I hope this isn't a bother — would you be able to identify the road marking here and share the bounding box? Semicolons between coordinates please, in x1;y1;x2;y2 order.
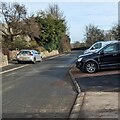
47;54;65;60
65;54;70;56
0;64;29;75
2;85;15;93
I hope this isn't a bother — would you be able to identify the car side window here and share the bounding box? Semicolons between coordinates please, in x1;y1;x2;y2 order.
117;43;120;51
19;51;31;54
32;50;38;54
103;44;117;53
35;51;38;54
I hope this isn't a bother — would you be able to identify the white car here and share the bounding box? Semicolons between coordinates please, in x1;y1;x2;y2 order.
84;40;118;54
16;49;42;64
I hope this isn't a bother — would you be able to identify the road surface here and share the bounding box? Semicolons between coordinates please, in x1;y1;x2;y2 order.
2;51;83;118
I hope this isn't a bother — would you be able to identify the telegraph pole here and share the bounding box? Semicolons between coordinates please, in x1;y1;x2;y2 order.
118;1;120;25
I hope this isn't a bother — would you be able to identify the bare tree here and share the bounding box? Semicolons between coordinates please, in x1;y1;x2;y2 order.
111;25;120;40
59;34;71;53
24;16;40;40
104;25;120;40
84;24;105;46
0;2;27;42
47;4;64;20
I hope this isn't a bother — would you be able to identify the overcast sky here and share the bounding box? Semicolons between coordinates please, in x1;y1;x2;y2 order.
2;0;118;43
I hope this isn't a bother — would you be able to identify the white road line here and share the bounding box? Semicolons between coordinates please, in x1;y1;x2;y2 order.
47;54;65;60
0;64;29;75
2;85;15;93
65;54;70;56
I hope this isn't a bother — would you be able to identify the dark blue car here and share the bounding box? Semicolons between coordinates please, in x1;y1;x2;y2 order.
76;41;120;73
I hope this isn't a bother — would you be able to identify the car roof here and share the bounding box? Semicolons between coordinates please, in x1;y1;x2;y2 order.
95;40;118;43
97;40;120;52
102;40;118;45
20;49;36;52
93;40;118;46
105;40;119;44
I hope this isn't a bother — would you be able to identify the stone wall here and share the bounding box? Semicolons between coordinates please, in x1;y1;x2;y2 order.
41;50;59;58
10;50;19;60
0;54;8;67
10;50;59;60
0;50;59;67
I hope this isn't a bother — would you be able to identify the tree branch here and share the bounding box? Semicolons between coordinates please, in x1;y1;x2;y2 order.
0;28;8;36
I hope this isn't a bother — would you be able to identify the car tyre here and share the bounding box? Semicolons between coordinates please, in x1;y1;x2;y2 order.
84;61;98;73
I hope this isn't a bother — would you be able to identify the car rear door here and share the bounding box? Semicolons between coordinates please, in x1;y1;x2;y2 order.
117;43;120;66
33;50;39;61
99;43;118;67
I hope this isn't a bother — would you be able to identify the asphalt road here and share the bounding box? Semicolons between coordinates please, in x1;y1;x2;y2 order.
76;69;120;92
2;51;83;118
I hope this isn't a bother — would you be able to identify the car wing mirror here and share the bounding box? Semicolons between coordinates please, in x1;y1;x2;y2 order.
99;50;104;55
91;46;95;50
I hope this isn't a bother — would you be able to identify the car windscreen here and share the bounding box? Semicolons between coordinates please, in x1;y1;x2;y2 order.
92;43;102;49
19;51;31;55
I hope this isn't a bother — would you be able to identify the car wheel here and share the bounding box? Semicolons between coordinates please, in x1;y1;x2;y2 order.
84;61;98;73
32;58;36;64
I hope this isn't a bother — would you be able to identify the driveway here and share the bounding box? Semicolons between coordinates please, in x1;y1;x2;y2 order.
74;68;120;92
